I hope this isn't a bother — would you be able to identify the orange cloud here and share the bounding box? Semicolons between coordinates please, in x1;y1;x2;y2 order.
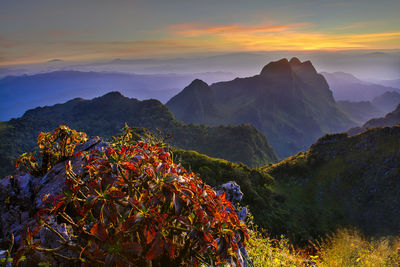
1;22;399;66
165;22;400;51
166;22;311;37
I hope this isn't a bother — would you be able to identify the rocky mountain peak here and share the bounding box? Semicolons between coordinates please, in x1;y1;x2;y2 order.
189;78;209;88
259;58;292;77
290;58;317;75
99;91;125;100
174;79;212;99
289;57;302;65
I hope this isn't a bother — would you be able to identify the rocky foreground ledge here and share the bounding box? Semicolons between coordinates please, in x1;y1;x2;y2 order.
0;137;252;266
0;137;106;248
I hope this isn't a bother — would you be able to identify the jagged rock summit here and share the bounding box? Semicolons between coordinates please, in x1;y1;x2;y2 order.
260;58;292;77
167;58;355;157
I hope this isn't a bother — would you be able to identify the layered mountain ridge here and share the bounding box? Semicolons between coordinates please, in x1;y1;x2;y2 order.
364;104;400;128
167;58;356;157
337;100;385;124
322;71;400;102
0;92;278;178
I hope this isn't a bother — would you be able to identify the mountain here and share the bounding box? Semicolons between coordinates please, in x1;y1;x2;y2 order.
341;91;400;132
347;104;400;135
263;125;400;239
0;92;277;178
165;79;220;124
337;100;384;124
363;104;400;129
322;72;400;101
371;91;400;114
167;58;356;158
376;78;400;89
0;70;238;121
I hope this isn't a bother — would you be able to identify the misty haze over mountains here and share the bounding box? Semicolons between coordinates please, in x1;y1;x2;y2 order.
1;51;400;122
1;50;400;79
322;71;400;101
0;71;238;121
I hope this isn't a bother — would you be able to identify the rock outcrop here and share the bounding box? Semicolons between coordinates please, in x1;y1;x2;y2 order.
0;137;107;264
214;181;253;267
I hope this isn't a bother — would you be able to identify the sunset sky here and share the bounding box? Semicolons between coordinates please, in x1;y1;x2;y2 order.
1;0;400;66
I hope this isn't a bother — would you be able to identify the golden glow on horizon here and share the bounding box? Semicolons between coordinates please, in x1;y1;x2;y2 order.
1;22;399;66
167;23;400;51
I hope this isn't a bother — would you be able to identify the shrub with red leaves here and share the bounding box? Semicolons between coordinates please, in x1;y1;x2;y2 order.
16;126;248;266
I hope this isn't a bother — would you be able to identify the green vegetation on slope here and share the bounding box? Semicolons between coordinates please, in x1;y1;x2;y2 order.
173;148;293;238
0;92;277;178
263;125;400;241
5;125;400;266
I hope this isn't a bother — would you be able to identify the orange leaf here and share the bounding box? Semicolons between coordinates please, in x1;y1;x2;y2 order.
145;227;155;244
122;242;142;256
145;233;164;260
90;223;108;242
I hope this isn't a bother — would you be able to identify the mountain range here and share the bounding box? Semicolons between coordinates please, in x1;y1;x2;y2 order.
377;78;400;89
167;58;356;158
0;70;237;121
364;104;400;128
0;92;277;178
2;56;400;245
335;88;400;124
4;50;399;81
322;71;400;102
337;100;385;124
347;103;400;135
371;91;400;114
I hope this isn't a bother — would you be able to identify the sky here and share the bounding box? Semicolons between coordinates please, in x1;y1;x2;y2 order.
1;0;400;66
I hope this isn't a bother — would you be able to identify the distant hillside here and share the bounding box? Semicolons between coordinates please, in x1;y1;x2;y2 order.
364;104;400;129
376;78;400;89
337;100;384;124
0;70;237;121
167;58;355;158
0;92;277;178
342;91;400;134
348;104;400;135
263;125;400;239
372;91;400;114
322;71;400;101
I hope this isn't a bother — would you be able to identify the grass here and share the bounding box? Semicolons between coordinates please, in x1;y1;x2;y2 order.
247;227;400;267
247;230;308;266
316;229;400;267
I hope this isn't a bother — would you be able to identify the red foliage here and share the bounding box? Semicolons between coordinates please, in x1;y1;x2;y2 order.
19;127;248;266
